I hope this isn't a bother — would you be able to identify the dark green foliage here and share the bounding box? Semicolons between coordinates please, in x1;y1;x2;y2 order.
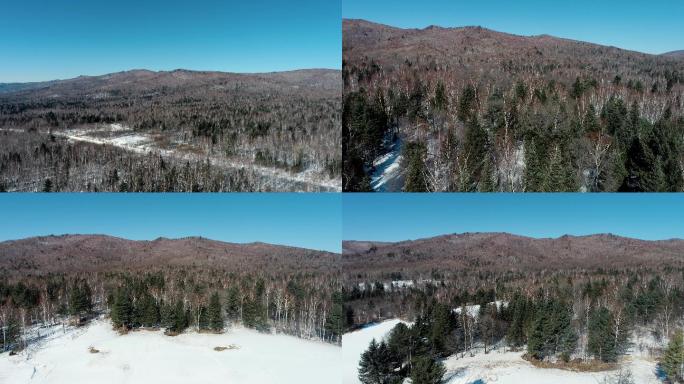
433;81;447;111
527;298;577;361
661;330;684;382
343;90;389;191
410;356;445;384
358;339;403;384
403;141;429;192
207;292;224;332
587;307;626;362
324;291;344;342
111;288;133;329
457;85;477;122
68;281;92;317
464;118;488;190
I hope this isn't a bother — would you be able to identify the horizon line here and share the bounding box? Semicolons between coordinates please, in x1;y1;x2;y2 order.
343;17;682;56
0;66;343;84
0;233;341;254
344;231;684;243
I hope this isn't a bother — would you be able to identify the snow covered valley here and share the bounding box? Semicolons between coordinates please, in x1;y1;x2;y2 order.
342;319;663;384
0;319;341;384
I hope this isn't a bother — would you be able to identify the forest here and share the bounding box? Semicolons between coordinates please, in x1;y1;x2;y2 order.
347;268;684;383
343;19;684;192
0;69;341;192
343;234;684;383
0;267;343;353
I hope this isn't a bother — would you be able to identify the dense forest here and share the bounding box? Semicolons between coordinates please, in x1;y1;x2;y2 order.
343;19;684;192
348;268;684;383
0;269;343;353
0;236;343;353
0;69;341;191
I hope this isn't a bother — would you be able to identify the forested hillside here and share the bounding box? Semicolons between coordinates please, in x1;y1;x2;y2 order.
0;69;341;191
343;19;684;192
0;235;344;354
343;233;684;383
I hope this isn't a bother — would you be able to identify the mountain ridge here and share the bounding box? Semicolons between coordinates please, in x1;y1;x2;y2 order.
0;234;340;277
342;232;684;276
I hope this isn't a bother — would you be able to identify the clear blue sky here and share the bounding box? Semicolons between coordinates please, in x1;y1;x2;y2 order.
343;0;684;55
0;0;341;82
0;194;341;253
343;194;684;242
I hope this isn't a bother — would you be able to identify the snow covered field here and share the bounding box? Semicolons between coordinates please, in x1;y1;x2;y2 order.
0;319;340;384
342;318;662;384
443;350;660;384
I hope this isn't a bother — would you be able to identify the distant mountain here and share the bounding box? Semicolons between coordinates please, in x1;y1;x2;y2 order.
343;233;684;276
663;50;684;59
0;68;340;97
0;234;339;276
343;18;682;80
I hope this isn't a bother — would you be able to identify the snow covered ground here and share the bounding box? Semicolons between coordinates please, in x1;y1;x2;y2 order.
370;139;404;192
0;319;340;384
342;319;408;384
443;349;661;384
342;318;663;384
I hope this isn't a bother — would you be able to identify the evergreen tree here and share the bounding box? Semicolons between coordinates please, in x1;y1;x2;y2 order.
588;307;618;362
324;291;344;342
403;141;429;192
457;85;477;122
358;339;402;384
662;330;684;383
111;288;133;329
69;281;92;317
207;292;224;332
433;81;447;111
464;117;488;189
225;286;241;322
410;356;445;384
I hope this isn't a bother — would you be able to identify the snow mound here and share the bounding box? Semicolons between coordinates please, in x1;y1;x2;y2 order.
0;319;340;384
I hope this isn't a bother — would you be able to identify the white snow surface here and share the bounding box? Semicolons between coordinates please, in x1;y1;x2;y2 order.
371;140;403;192
0;319;340;384
342;319;408;384
443;349;661;384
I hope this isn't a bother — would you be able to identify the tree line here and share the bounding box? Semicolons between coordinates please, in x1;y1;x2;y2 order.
0;268;343;353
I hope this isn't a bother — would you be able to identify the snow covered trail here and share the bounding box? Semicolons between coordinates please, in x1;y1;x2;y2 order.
1;126;340;191
370;138;403;192
55;126;341;192
0;319;341;384
342;319;408;384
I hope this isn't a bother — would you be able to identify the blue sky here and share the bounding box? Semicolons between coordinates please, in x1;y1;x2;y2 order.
0;194;341;253
0;0;341;82
343;194;684;242
343;0;684;55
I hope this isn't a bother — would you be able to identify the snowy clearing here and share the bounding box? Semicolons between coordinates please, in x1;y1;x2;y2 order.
342;319;409;384
443;349;661;384
342;318;663;384
0;319;340;384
